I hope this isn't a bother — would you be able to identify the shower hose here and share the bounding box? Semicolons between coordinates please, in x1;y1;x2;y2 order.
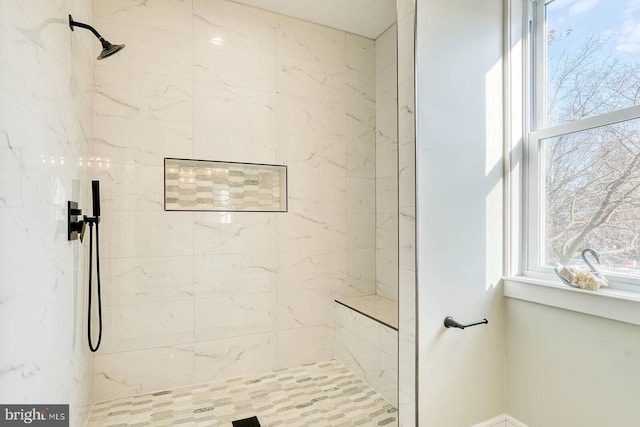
87;221;103;352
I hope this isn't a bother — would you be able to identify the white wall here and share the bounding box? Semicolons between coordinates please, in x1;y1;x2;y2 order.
506;300;640;427
415;0;505;425
0;0;95;425
92;0;380;401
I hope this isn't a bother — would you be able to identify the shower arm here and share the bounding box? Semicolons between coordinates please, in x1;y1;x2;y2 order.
68;15;108;47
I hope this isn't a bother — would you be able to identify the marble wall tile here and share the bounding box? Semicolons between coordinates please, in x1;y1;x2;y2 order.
193;124;277;164
94;163;164;212
287;174;346;214
94;116;193;166
276;325;335;368
276;212;346;252
101;211;194;259
276;94;345;139
95;18;192;79
277;133;345;177
193;212;277;255
345;249;377;296
276;55;345;103
194;253;277;297
276;15;345;65
101;256;194;306
335;303;398;405
94;344;195;402
193;0;277;52
399;79;416;146
95;69;192;123
347;213;376;249
101;300;194;353
194;293;277;341
193;37;276;91
398;12;416;84
346;177;376;213
95;0;193;35
193;82;276;131
194;333;277;382
277;250;346;292
278;289;335;329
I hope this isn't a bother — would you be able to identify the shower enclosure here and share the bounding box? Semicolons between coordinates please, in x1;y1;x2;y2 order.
0;0;416;425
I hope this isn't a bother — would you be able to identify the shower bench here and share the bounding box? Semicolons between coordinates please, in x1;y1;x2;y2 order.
334;295;398;406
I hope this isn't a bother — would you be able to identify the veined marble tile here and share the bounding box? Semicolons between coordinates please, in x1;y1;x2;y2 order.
335;302;379;346
193;252;277;297
94;115;192;166
194;293;277;341
346;132;376;179
276;14;345;66
101;256;194;306
277;289;335;329
193;0;277;53
277;133;345;177
194;332;277;382
193;82;276;132
94;163;164;212
100;211;194;259
377;175;399;213
94;344;195;402
399;208;416;271
276;325;334;367
380;351;399;406
347;213;376;249
375;23;398;72
95;68;192;123
193;123;277;164
376;64;399;108
399;143;416;208
399;392;416;427
276;54;344;103
276;211;346;252
276;250;346;292
193;212;277;255
101;300;194;353
346;33;376;76
95;0;192;34
336;325;380;390
345;248;377;296
94;19;192;79
276;94;345;139
346;177;376;213
194;37;276;91
287;174;346;215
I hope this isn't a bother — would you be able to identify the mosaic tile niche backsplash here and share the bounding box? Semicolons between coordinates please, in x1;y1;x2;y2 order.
165;158;287;212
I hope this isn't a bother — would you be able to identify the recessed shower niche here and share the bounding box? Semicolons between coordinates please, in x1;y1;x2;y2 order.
164;158;287;212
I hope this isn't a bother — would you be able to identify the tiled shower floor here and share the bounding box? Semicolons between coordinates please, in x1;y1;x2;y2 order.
87;359;398;427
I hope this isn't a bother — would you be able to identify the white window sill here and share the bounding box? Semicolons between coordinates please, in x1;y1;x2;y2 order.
503;276;640;326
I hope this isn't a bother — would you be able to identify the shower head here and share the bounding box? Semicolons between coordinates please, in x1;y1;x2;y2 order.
98;41;125;60
69;15;125;60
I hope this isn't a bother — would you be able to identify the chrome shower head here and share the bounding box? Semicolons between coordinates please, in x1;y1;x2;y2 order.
69;15;125;60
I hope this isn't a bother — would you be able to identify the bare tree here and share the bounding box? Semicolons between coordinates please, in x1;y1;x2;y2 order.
545;34;640;267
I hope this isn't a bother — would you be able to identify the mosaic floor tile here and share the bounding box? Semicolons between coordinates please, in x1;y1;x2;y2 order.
87;359;398;427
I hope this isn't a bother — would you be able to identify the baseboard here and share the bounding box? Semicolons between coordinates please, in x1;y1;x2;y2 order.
472;414;529;427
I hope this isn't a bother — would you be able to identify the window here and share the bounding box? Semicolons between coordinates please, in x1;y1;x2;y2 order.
526;0;640;286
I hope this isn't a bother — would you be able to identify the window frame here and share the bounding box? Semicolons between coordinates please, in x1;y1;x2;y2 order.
522;0;640;289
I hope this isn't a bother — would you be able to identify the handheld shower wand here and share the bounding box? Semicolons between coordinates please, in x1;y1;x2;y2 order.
86;180;103;352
